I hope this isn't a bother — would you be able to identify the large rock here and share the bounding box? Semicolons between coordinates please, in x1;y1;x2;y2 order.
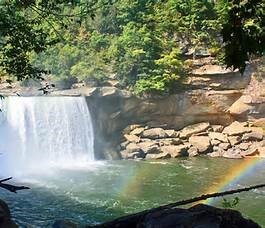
223;121;251;136
94;204;260;228
145;152;171;160
228;136;242;146
223;148;243;159
160;145;189;158
189;136;212;153
0;199;18;228
130;127;145;136
209;132;228;143
179;122;210;138
242;132;263;141
137;142;160;154
124;134;140;143
142;128;167;139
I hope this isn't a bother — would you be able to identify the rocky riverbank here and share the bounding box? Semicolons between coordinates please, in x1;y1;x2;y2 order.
119;121;265;160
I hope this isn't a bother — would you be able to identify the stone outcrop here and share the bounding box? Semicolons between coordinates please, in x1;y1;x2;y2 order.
120;121;265;160
88;204;260;228
0;199;18;228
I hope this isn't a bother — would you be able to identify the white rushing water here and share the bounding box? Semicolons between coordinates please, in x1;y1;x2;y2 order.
0;96;94;176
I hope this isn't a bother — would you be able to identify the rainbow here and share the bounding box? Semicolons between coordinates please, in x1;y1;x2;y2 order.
204;157;264;205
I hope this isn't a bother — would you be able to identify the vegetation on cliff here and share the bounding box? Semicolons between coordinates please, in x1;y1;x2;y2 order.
0;0;264;94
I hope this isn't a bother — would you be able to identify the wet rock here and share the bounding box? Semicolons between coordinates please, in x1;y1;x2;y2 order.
124;134;140;143
145;152;171;160
223;121;251;136
142;128;167;139
179;122;210;139
209;132;228;143
208;151;222;158
120;149;145;159
189;136;212;153
223;148;242;159
0;199;18;228
161;145;189;158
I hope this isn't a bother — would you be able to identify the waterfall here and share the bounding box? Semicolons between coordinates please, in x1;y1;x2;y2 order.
0;96;94;176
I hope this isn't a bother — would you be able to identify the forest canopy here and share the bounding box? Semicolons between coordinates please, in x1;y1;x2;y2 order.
0;0;264;94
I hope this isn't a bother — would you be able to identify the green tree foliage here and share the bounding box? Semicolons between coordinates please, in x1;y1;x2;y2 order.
221;0;264;73
0;0;263;95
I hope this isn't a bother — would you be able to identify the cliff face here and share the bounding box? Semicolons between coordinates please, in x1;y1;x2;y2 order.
0;61;264;159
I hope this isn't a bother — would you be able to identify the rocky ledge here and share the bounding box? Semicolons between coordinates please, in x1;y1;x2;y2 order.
119;121;265;160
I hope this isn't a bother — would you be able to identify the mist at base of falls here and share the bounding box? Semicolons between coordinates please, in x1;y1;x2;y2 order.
0;96;94;177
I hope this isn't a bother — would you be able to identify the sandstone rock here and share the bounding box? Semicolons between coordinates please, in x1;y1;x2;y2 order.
124;134;140;143
223;121;251;136
223;148;242;159
145;152;171;160
211;124;224;132
123;124;142;135
219;142;231;150
237;142;251;151
189;136;212;153
100;86;118;97
228;136;241;146
252;118;265;127
161;145;189;158
120;141;129;150
241;141;265;157
142;128;167;139
179;122;210;139
242;132;263;141
188;146;199;157
250;127;264;135
156;138;182;146
211;139;221;146
228;95;254;116
209;132;228;143
165;129;178;137
126;143;140;152
137;142;160;154
130;127;145;136
208;151;222;157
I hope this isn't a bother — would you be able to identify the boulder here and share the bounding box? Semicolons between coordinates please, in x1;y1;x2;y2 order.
219;142;231;150
0;199;18;228
145;152;171;160
223;148;242;159
165;129;178;137
242;132;263;142
211;125;224;132
124;134;140;143
228;136;242;146
97;204;260;228
123;124;142;135
120;149;145;159
208;151;222;158
142;128;167;139
161;145;189;158
209;132;228;143
179;122;210;139
120;141;129;150
189;136;212;153
237;142;251;151
137;142;160;154
223;121;251;136
211;139;221;146
187;146;199;157
130;127;145;136
156;138;182;146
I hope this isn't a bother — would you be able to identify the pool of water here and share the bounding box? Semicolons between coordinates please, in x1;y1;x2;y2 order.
1;157;265;227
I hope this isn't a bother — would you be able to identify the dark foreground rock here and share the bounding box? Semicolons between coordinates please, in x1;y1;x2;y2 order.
0;199;18;228
54;204;260;228
93;204;260;228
